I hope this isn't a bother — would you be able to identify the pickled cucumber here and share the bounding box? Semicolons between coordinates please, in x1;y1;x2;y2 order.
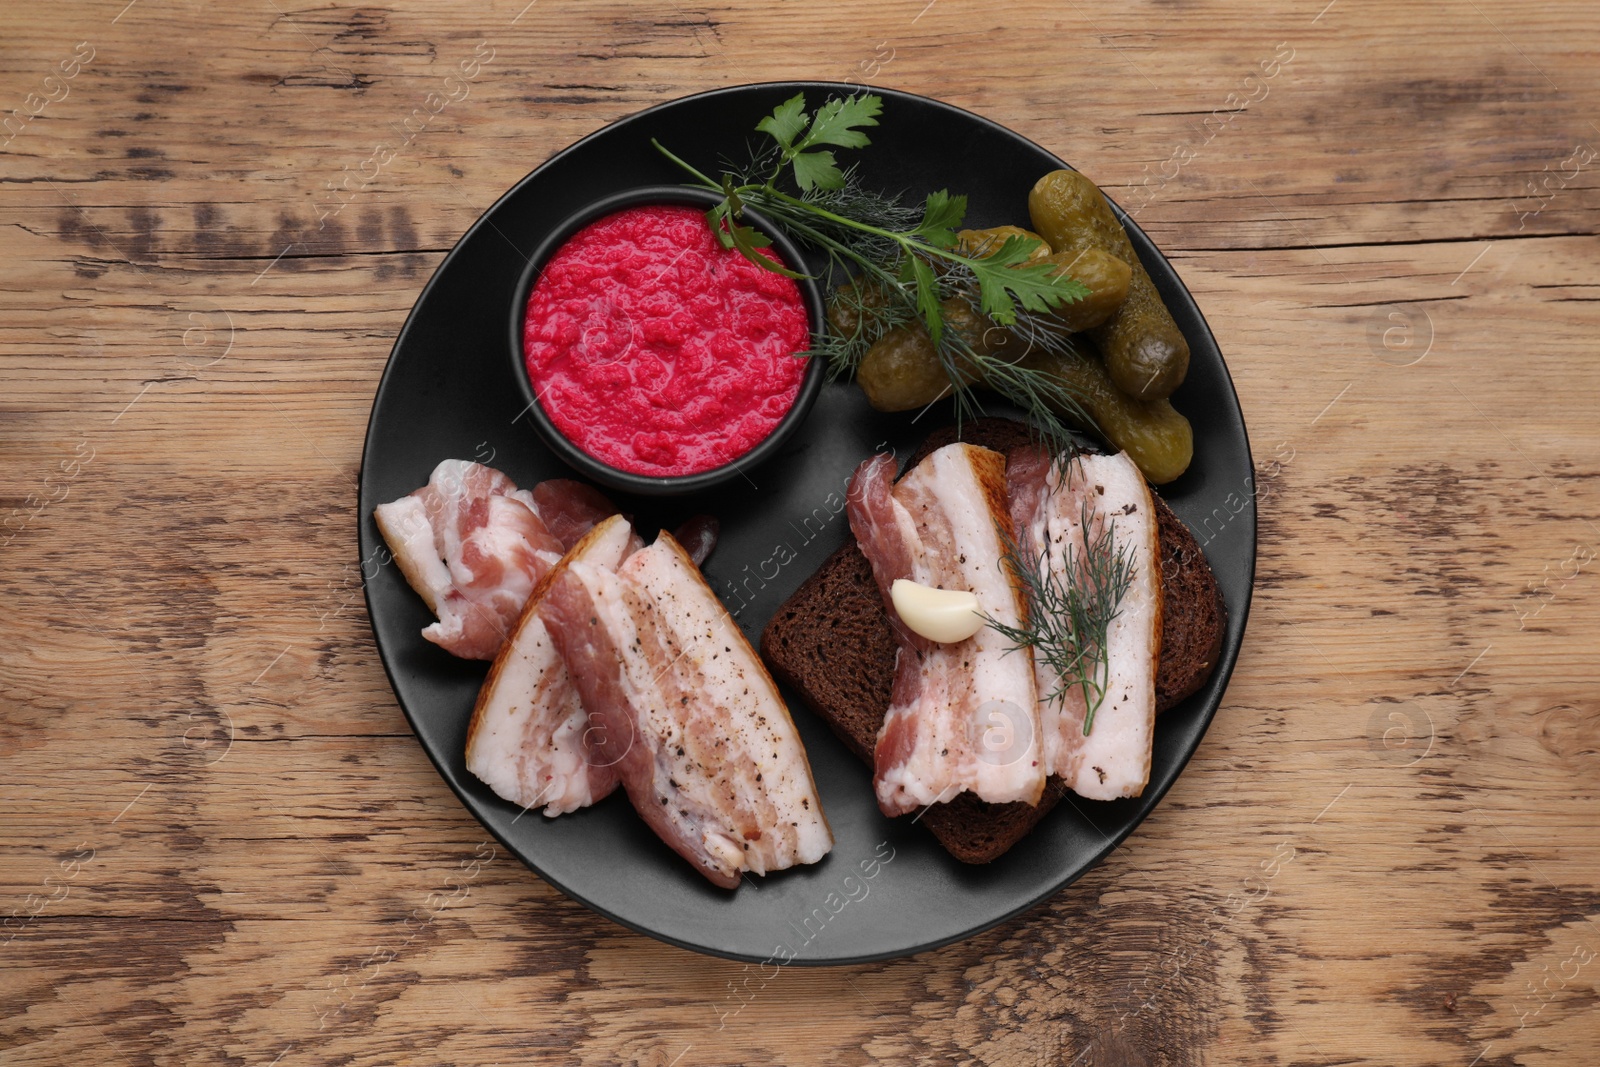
826;280;885;339
1028;170;1189;401
1040;248;1131;332
956;226;1129;331
844;291;1193;481
856;297;991;412
1015;347;1193;484
955;226;1052;263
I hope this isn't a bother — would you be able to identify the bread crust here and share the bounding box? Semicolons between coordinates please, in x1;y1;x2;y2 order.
465;514;628;753
760;418;1227;863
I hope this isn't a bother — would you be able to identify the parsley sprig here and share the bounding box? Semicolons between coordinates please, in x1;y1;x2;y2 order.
652;91;1090;350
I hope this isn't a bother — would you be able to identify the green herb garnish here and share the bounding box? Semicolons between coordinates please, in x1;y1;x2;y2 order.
985;495;1136;736
653;91;1097;452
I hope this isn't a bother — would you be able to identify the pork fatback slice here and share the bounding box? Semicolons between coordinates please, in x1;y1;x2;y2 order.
1009;448;1162;800
374;460;564;659
531;478;621;550
846;443;1044;816
465;514;639;816
374;461;621;660
539;533;832;888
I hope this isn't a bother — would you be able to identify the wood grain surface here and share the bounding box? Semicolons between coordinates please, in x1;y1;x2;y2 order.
3;1;1598;1064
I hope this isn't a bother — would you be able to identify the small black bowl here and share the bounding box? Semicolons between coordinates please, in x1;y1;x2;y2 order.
507;184;827;497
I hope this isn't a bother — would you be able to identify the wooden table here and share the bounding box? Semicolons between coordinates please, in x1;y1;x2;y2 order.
4;2;1597;1063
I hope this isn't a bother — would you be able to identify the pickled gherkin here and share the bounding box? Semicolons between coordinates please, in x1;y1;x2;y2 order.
1014;347;1193;484
856;297;991;412
955;226;1052;264
957;227;1129;331
835;287;1194;482
826;280;887;339
1039;248;1130;332
1028;170;1189;401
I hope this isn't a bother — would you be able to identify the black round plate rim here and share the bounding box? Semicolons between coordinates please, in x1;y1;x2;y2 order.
505;182;827;496
359;80;1255;965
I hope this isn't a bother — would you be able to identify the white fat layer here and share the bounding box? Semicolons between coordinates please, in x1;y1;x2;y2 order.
624;540;832;868
878;444;1043;809
473;495;540;579
465;516;633;816
374;495;451;612
465;617;590;814
430;460;476;585
1041;453;1160;799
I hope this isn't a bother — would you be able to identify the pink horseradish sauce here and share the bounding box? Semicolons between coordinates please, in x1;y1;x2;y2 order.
522;203;811;477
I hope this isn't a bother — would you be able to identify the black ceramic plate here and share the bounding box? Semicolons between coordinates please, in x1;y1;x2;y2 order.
359;82;1255;965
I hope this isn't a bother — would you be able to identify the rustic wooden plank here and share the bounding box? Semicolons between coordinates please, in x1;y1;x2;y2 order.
3;0;1598;1064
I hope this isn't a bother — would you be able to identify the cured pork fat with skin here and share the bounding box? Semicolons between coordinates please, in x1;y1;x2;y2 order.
1007;448;1162;800
373;461;619;660
465;514;641;816
539;531;832;888
530;479;620;551
846;443;1045;816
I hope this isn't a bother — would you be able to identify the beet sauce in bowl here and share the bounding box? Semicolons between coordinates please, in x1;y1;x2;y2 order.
509;186;825;497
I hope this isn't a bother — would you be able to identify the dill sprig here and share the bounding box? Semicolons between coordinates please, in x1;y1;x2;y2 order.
986;491;1137;736
808;266;1098;459
651;91;1100;454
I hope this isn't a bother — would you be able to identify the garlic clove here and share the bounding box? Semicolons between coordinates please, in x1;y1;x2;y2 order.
890;578;985;644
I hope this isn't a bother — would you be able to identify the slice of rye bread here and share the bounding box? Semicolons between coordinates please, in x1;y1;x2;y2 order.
760;417;1227;864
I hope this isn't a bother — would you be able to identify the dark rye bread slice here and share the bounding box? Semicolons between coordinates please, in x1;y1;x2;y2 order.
760;418;1226;863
